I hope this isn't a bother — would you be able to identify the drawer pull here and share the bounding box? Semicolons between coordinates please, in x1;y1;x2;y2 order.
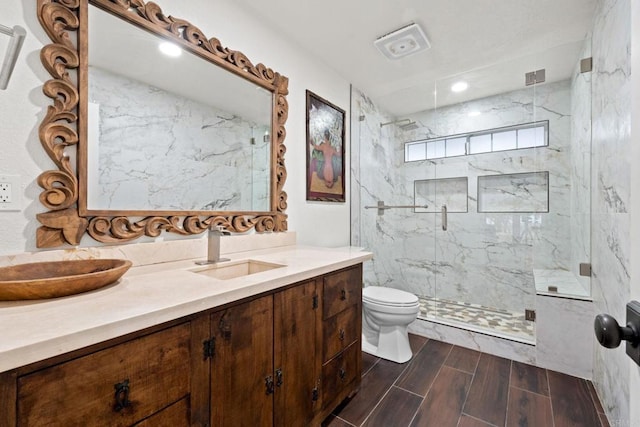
339;329;345;341
339;368;346;381
276;368;283;387
265;376;274;395
340;289;347;300
113;379;131;412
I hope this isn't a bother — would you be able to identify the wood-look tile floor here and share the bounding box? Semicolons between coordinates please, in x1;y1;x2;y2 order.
323;334;609;427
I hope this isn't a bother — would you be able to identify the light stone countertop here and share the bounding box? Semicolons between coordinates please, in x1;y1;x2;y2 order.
0;245;372;372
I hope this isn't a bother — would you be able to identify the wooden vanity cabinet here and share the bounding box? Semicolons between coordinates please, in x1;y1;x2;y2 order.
5;322;200;427
209;278;321;426
0;264;363;427
317;265;363;421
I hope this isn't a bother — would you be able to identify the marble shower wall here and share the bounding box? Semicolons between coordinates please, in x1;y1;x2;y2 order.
352;80;575;315
589;0;631;423
87;66;270;212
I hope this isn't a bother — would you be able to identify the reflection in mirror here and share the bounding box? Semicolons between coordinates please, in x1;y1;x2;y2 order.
86;6;272;212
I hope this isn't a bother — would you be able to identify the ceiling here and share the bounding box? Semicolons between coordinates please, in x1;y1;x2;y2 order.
234;0;597;117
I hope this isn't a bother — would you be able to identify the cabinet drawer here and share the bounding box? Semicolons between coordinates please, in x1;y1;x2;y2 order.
323;306;358;362
133;397;190;427
17;323;191;426
321;341;359;404
323;266;362;319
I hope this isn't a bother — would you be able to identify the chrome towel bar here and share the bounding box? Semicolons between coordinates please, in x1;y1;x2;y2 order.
364;201;428;216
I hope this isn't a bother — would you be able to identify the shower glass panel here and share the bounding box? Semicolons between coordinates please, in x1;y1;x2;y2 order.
350;86;437;306
350;37;591;343
532;38;593;302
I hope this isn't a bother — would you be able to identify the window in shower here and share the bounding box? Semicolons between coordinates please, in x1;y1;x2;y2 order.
404;120;548;162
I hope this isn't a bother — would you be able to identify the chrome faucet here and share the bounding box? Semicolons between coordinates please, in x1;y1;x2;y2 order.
195;225;231;265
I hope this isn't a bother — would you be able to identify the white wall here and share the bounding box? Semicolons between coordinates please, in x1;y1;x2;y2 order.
0;0;352;256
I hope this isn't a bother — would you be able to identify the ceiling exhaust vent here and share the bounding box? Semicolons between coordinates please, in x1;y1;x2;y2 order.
374;23;430;60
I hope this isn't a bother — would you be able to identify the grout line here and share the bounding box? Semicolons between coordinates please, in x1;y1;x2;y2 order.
360;352;420;427
406;344;453;426
458;359;478;422
546;369;556;427
509;383;551;398
393;384;426;398
358;384;393;427
459;412;500;426
584;379;605;417
446;364;479;376
332;415;356;426
361;356;380;377
454;354;477;427
505;360;513;427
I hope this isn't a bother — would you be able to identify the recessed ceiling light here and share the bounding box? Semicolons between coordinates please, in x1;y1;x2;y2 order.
451;81;468;93
468;111;481;117
159;42;182;57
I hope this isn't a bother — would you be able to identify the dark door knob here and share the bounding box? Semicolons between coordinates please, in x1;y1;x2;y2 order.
594;313;640;348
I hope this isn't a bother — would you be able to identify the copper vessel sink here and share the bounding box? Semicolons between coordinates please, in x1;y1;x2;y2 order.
0;259;132;300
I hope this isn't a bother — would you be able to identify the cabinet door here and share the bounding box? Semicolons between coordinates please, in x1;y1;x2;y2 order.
274;279;321;426
17;323;191;427
210;296;274;427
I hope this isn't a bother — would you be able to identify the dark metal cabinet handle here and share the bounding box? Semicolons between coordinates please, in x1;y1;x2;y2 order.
265;376;274;395
339;329;345;341
275;368;283;387
339;368;346;381
340;289;347;300
113;379;131;412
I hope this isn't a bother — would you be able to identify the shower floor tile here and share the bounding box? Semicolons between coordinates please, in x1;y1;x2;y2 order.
418;296;535;341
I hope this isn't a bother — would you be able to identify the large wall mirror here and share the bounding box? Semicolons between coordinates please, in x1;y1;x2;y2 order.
36;0;289;247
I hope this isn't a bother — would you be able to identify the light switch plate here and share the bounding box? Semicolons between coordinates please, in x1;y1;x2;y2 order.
626;301;640;366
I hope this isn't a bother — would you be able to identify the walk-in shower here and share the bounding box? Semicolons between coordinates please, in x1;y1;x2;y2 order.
350;41;592;342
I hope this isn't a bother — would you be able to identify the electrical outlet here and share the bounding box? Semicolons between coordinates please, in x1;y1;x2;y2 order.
0;183;10;203
0;175;20;211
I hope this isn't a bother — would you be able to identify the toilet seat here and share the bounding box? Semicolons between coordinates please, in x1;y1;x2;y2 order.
363;286;419;307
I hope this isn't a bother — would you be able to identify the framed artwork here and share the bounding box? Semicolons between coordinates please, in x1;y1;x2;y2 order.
306;90;346;202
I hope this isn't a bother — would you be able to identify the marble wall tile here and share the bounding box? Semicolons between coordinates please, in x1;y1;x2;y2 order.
589;0;632;423
88;66;270;212
536;295;594;379
408;318;536;365
414;177;468;213
477;172;549;213
351;80;574;314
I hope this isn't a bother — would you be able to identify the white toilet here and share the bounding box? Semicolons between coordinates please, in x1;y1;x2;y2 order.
362;286;420;363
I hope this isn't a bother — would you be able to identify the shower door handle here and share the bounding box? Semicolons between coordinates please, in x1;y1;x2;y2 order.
441;205;448;231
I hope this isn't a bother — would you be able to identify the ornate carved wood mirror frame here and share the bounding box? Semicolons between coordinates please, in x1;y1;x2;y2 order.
36;0;288;248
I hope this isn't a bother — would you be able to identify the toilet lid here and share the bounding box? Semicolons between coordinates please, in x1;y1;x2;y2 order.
363;286;419;307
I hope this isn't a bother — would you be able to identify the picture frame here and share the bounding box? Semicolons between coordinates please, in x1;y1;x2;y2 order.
306;90;346;202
